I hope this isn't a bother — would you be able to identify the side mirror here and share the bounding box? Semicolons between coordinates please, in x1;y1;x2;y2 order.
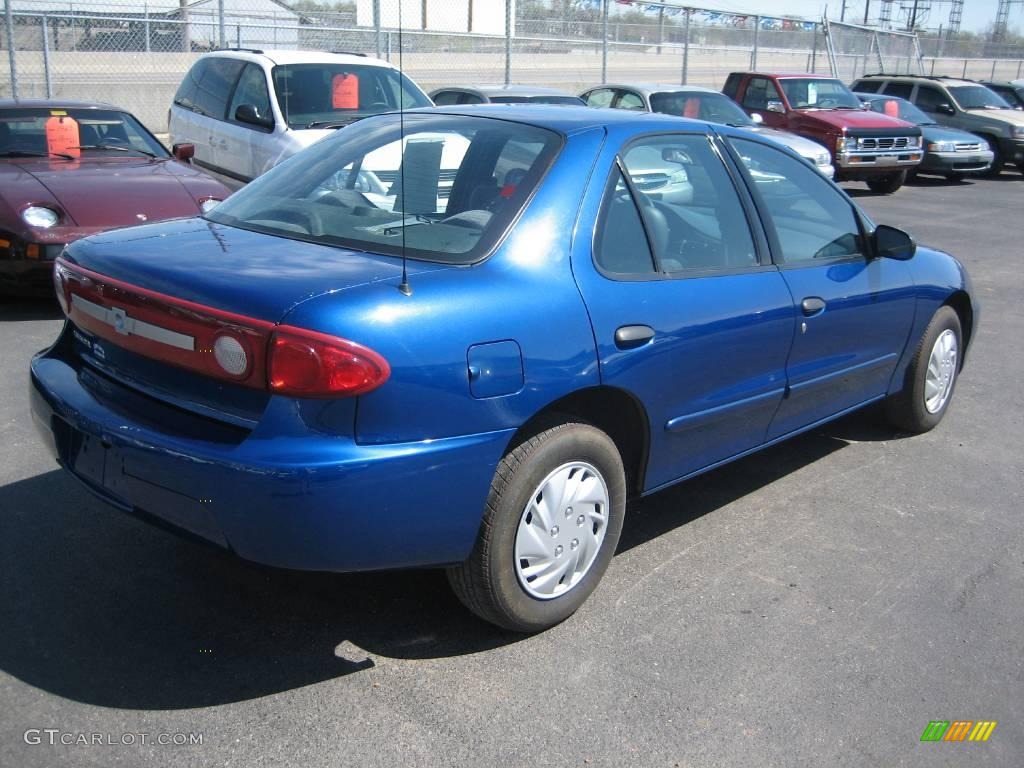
766;99;785;114
235;104;274;129
936;103;956;115
171;143;194;162
873;224;916;260
750;112;764;124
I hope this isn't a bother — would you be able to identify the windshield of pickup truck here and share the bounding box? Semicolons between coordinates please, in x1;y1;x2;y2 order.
948;85;1011;110
780;79;862;110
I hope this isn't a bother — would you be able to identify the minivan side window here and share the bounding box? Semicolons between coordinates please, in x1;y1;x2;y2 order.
730;137;863;265
173;59;208;111
229;63;273;128
192;58;246;120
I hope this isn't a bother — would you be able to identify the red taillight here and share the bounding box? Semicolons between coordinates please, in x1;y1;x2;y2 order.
53;261;70;315
269;326;390;398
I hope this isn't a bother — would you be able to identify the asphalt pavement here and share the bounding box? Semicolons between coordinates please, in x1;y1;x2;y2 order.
1;170;1022;768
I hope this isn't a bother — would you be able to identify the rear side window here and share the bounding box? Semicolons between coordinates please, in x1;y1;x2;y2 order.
205;114;561;265
191;57;245;119
852;80;880;93
883;82;913;99
594;169;657;276
174;58;208;111
615;91;645;111
731;137;863;265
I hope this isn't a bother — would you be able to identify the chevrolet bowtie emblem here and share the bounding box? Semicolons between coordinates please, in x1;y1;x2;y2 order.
111;307;128;335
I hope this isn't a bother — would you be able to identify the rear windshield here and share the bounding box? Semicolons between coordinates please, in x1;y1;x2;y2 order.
0;107;169;159
948;85;1011;110
205;113;562;264
272;63;432;129
489;95;585;105
649;91;753;125
865;98;931;125
779;78;862;109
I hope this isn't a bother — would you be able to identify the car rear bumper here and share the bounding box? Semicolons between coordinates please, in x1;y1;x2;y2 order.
30;344;511;572
918;150;994;174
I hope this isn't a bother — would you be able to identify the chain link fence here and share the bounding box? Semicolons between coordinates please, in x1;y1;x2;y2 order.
3;0;1024;133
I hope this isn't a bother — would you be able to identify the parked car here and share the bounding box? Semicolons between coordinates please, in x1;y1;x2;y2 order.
850;74;1024;175
429;85;585;106
168;49;433;185
0;99;229;294
579;83;834;177
723;72;923;193
980;79;1024;110
33;106;975;632
855;92;993;180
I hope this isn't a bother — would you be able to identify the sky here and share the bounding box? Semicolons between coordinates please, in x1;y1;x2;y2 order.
695;0;1011;35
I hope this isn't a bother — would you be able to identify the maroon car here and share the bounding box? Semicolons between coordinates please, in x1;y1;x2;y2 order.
0;99;230;294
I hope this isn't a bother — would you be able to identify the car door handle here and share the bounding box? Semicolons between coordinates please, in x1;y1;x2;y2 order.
614;325;655;349
801;297;826;317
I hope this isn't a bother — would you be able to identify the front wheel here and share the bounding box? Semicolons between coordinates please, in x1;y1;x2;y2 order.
866;170;907;194
447;421;626;632
983;137;1003;177
885;306;962;433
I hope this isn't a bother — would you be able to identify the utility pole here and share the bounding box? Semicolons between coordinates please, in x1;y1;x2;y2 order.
906;0;920;31
864;0;870;25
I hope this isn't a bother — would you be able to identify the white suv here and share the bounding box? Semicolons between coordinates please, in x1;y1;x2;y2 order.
168;49;433;186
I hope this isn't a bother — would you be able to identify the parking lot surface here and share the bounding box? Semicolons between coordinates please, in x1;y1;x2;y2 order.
1;172;1022;767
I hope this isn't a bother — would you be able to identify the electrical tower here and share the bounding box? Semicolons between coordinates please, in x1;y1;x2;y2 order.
879;0;895;28
946;0;963;36
991;0;1024;41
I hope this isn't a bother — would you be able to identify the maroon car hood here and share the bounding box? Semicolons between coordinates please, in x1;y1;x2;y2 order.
15;158;203;227
797;109;915;131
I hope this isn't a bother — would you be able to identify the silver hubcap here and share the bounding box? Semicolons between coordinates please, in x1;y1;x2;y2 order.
514;461;609;600
925;329;958;414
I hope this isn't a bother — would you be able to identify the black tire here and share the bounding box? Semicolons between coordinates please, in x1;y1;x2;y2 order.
866;170;907;194
983;136;1003;177
944;172;965;183
885;306;963;433
447;421;626;633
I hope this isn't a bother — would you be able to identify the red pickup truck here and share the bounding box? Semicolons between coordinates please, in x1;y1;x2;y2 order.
723;72;923;193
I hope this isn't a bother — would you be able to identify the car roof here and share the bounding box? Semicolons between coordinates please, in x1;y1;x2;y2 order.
201;48;394;68
432;85;577;98
0;98;123;111
406;103;717;135
733;72;829;79
858;73;978;87
587;83;721;96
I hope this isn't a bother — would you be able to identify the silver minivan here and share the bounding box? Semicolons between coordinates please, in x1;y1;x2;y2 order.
168;49;433;186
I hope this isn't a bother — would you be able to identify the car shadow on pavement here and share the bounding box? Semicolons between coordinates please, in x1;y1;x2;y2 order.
0;413;903;710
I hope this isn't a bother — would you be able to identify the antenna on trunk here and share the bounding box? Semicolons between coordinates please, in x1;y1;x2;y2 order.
396;0;412;297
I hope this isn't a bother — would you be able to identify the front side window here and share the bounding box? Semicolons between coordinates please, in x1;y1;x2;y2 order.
271;64;431;129
615;91;646;111
619;134;757;272
948;85;1011;110
0;108;169;159
205;114;561;265
730;137;863;265
229;63;273;128
778;78;861;109
431;91;461;106
913;85;947;112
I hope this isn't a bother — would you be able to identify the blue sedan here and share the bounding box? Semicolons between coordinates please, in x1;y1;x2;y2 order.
30;106;976;632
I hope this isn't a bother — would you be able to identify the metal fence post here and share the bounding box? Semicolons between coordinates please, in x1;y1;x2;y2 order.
145;6;151;53
656;6;664;55
218;0;226;49
990;59;997;79
42;14;53;98
751;15;759;70
809;23;818;72
681;8;690;84
236;24;240;47
504;0;511;85
601;0;608;84
373;0;381;59
4;0;17;100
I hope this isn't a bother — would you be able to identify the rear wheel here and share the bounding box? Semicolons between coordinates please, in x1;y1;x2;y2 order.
885;306;962;433
866;170;906;194
447;421;626;632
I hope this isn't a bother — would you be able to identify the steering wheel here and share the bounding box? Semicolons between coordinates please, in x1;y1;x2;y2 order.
816;98;839;108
